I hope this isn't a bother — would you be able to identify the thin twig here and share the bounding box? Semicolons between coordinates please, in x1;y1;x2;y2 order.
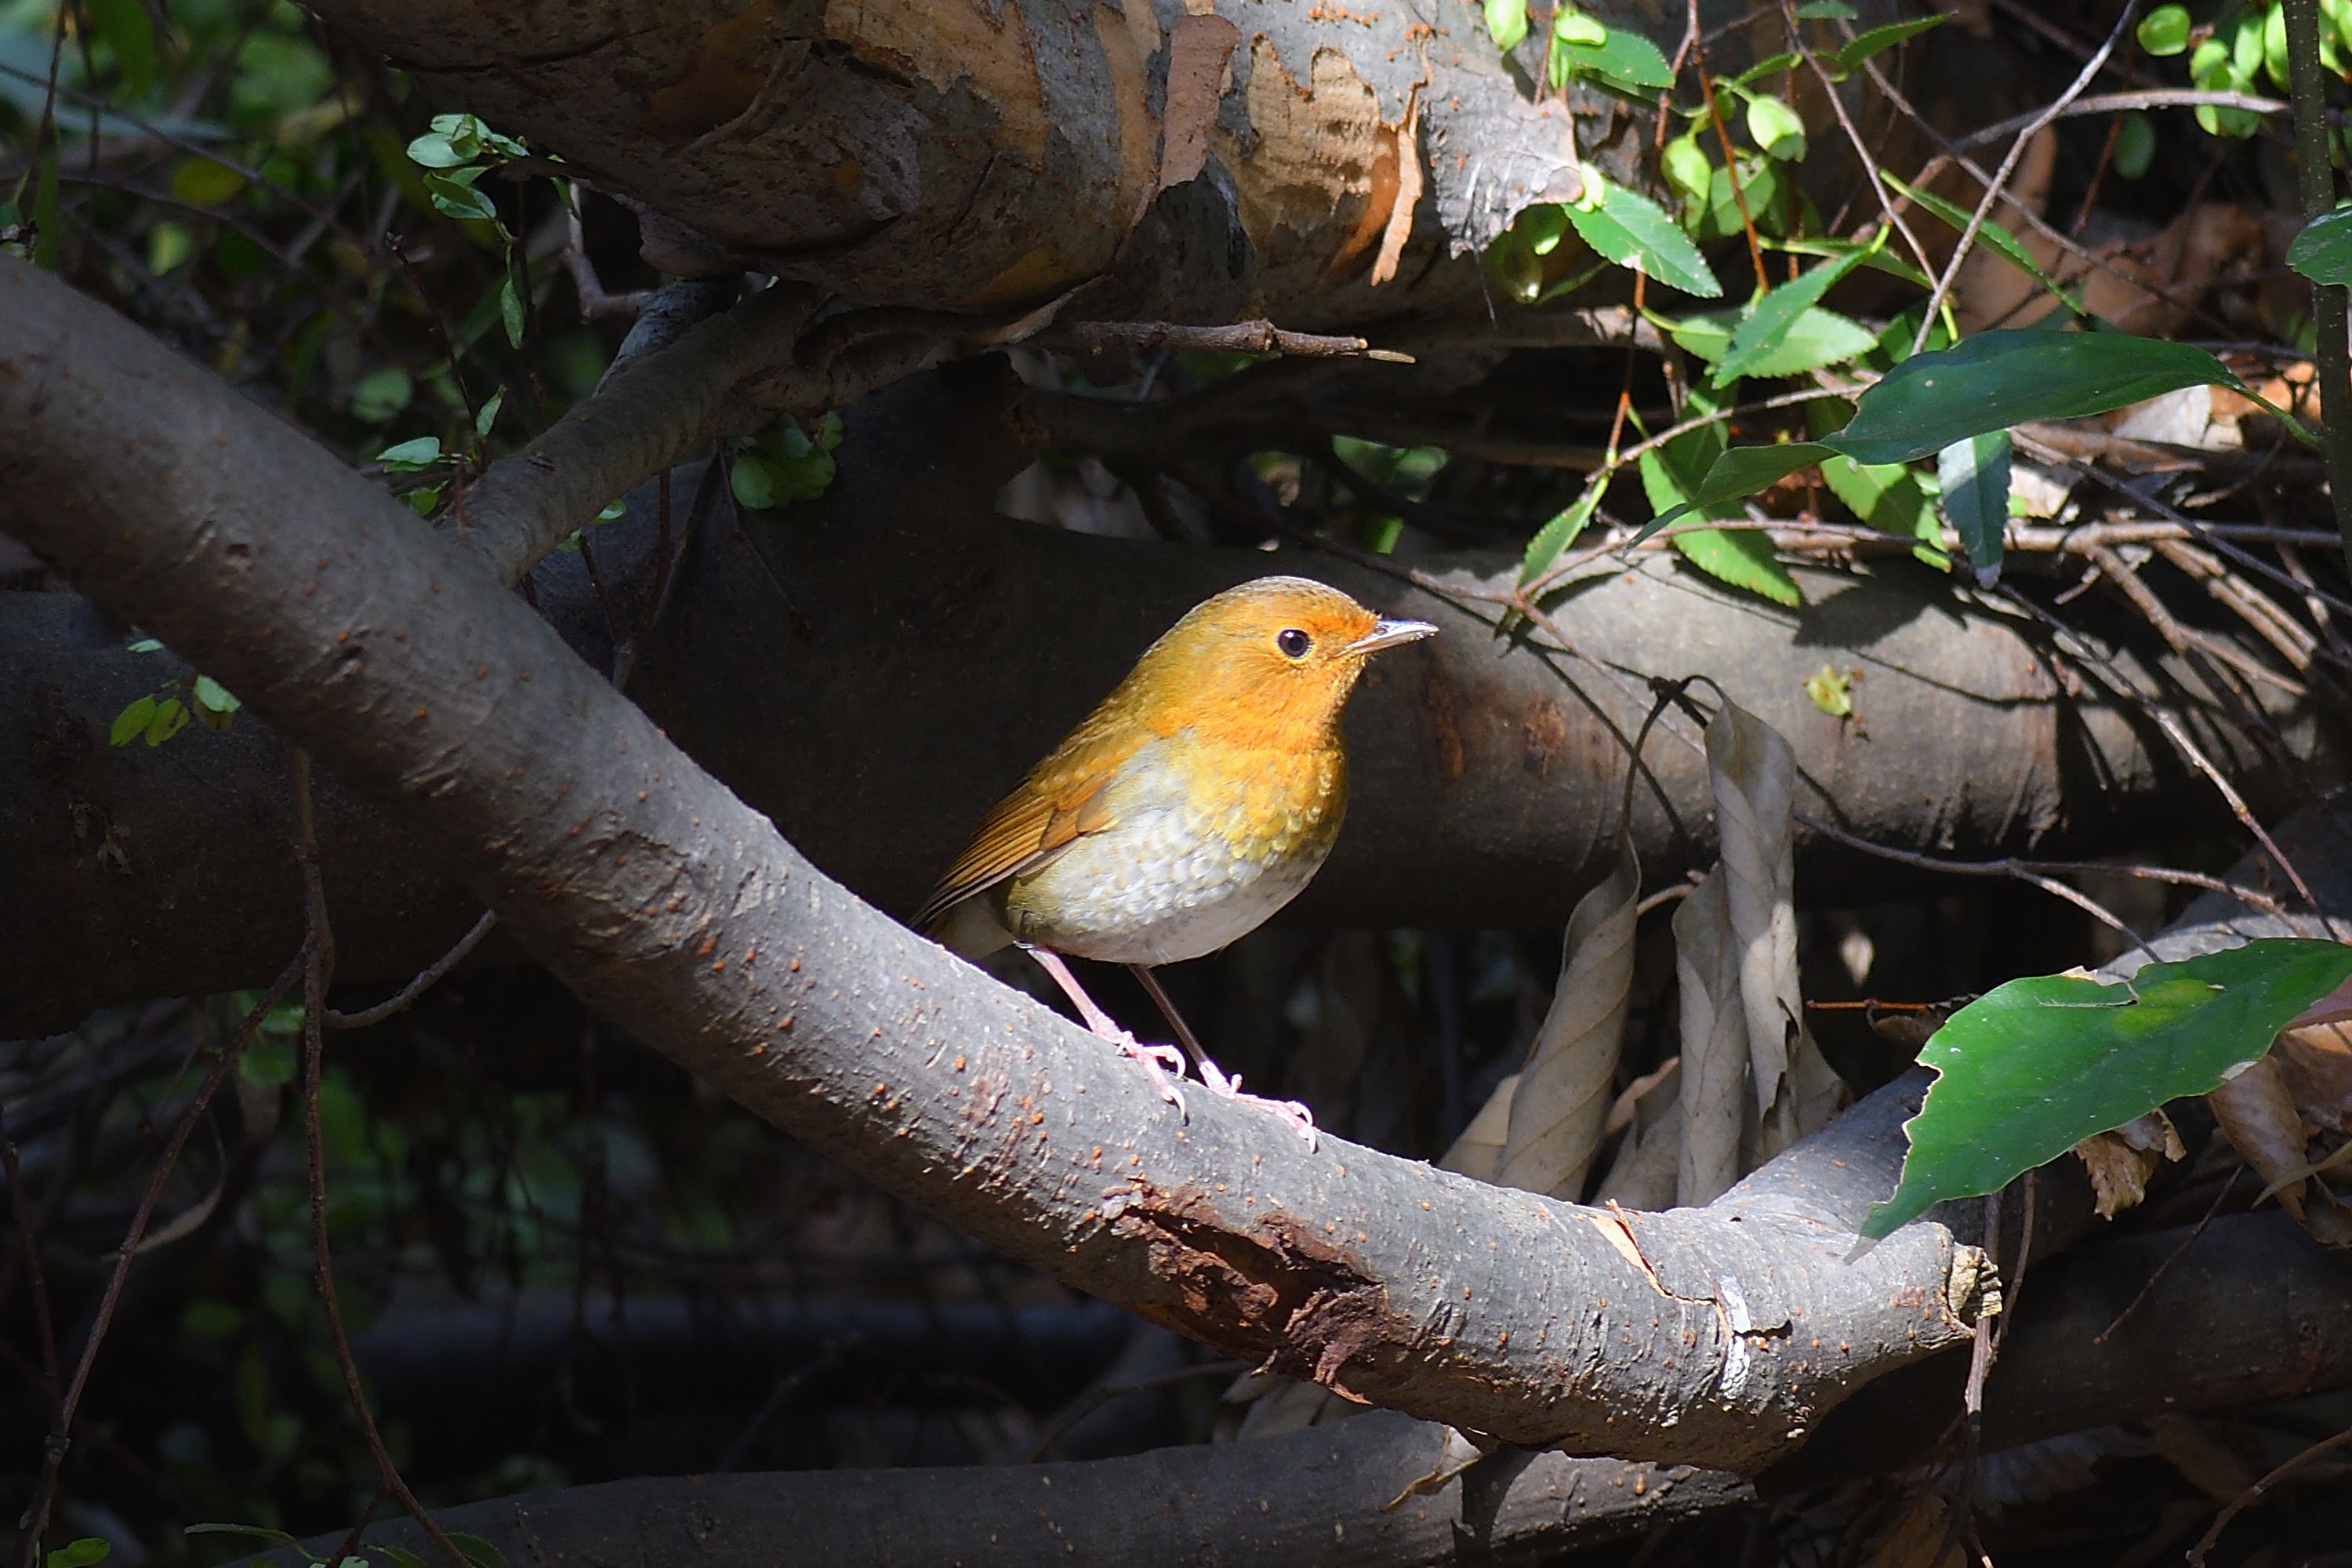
2187;1419;2352;1564
290;752;472;1568
2096;1170;2238;1345
1949;88;2287;152
1042;319;1414;363
1912;1;2140;352
1797;812;2152;953
323;910;499;1030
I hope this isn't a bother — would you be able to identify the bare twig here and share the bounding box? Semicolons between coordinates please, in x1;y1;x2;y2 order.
322;909;499;1031
2094;1169;2238;1345
1912;1;2139;352
1797;812;2153;952
290;751;472;1568
1041;319;1414;363
1950;88;2286;152
2187;1420;2352;1565
562;191;651;323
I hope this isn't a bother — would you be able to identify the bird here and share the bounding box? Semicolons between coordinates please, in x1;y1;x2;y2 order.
912;575;1437;1145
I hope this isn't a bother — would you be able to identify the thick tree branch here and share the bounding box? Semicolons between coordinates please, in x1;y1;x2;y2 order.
1;251;2013;1469
5;342;2337;1031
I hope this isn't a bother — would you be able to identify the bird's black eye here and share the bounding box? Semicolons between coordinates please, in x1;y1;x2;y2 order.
1276;628;1312;659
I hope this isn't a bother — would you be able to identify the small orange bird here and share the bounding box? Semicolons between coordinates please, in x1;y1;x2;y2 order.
913;575;1437;1142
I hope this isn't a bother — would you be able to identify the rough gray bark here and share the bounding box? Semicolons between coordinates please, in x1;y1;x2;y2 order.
2;249;2003;1468
299;0;1719;328
5;306;2336;1035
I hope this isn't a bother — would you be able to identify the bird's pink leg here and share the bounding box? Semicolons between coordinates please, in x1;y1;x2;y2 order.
1022;945;1187;1116
1128;964;1316;1150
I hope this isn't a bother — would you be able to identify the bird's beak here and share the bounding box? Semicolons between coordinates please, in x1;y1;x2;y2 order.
1347;617;1439;655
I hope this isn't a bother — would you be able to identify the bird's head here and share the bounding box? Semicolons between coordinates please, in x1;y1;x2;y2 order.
1118;575;1438;748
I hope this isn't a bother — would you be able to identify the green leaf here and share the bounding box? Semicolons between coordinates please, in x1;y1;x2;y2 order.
1714;248;1871;385
1519;473;1610;585
404;483;445;517
350;365;414;423
1836;13;1947;67
191;674;241;723
45;1538;109;1568
1484;0;1530;50
170;158;246;207
1805;662;1854;717
110;696;157;747
405;131;465;169
474;389;506;437
1639;441;1836;538
1820;455;1945;565
1833;329;2244;466
499;273;525;347
731;456;779;511
1567;176;1722;297
1555;27;1675;90
424;173;498;223
445;1533;512;1568
1864;938;2352;1238
2288;209;2352;288
2263;0;2291;90
86;0;154;99
1744;93;1807;162
126;637;165;654
143;697;189;747
1795;0;1856;14
372;1548;430;1568
1670;524;1802;606
1880;172;2070;306
1672;305;1875;379
185;1524;317;1562
1936;430;2011;586
375;436;445;472
1662;132;1711;209
2113;113;2156;180
1519;203;1572;257
2136;2;2191;55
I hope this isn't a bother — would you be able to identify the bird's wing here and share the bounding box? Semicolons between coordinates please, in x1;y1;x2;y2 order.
910;734;1139;933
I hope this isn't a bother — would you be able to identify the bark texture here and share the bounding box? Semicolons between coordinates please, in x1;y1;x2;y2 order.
4;299;2335;1033
296;0;1737;325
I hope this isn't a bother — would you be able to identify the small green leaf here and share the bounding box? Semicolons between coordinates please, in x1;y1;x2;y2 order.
1820;455;1944;565
2288;209;2352;288
1744;93;1807;162
731;456;779;511
1670;524;1802;606
1833;329;2244;466
191;674;241;721
1662;132;1711;210
126;637;165;654
1936;430;2011;587
45;1538;109;1568
143;697;189;747
1864;938;2352;1237
405;131;465;169
1836;13;1946;67
372;1548;430;1568
1520;203;1572;257
1672;305;1875;379
499;274;525;347
86;0;154;98
597;499;629;522
1566;176;1722;298
1555;27;1675;90
1805;662;1855;717
2113;113;2156;180
375;436;445;472
1715;247;1871;385
1519;473;1610;585
1484;0;1530;50
424;173;498;223
110;696;158;747
2263;0;2291;89
170;159;247;208
185;1524;316;1560
1795;0;1856;16
350;365;414;423
1881;172;2071;307
474;389;506;437
1640;442;1836;539
404;483;445;517
445;1533;512;1568
2136;2;2191;55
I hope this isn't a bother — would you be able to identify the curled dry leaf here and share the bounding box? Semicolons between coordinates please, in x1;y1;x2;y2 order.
1495;835;1640;1200
1597;1056;1682;1210
2276;1019;2352;1134
2074;1108;2185;1219
1860;1487;1965;1568
1675;871;1748;1207
1438;1071;1518;1182
1704;699;1843;1160
2205;1052;2352;1244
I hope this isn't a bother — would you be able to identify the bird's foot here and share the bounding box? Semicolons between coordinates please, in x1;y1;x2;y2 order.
1112;1033;1189;1119
1193;1058;1317;1151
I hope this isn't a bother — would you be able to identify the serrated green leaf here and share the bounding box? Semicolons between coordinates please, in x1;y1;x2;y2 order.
1864;938;2352;1237
1833;328;2243;466
2288;209;2352;288
1556;27;1675;89
1639;442;1835;539
1568;176;1722;297
1670;524;1802;605
110;696;157;747
1936;430;2011;586
1519;473;1610;585
1672;305;1875;379
2136;2;2191;55
1820;455;1944;565
1714;249;1871;385
1484;0;1530;50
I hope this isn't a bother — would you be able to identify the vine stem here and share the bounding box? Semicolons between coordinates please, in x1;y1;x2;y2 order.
2282;0;2352;576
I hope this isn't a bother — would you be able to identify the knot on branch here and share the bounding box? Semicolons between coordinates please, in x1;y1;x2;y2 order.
1108;1185;1392;1394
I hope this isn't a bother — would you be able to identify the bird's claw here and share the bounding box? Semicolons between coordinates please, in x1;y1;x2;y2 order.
1114;1034;1189;1120
1195;1059;1318;1151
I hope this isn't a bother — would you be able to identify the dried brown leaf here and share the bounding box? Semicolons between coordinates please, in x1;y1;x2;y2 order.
1675;872;1748;1207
